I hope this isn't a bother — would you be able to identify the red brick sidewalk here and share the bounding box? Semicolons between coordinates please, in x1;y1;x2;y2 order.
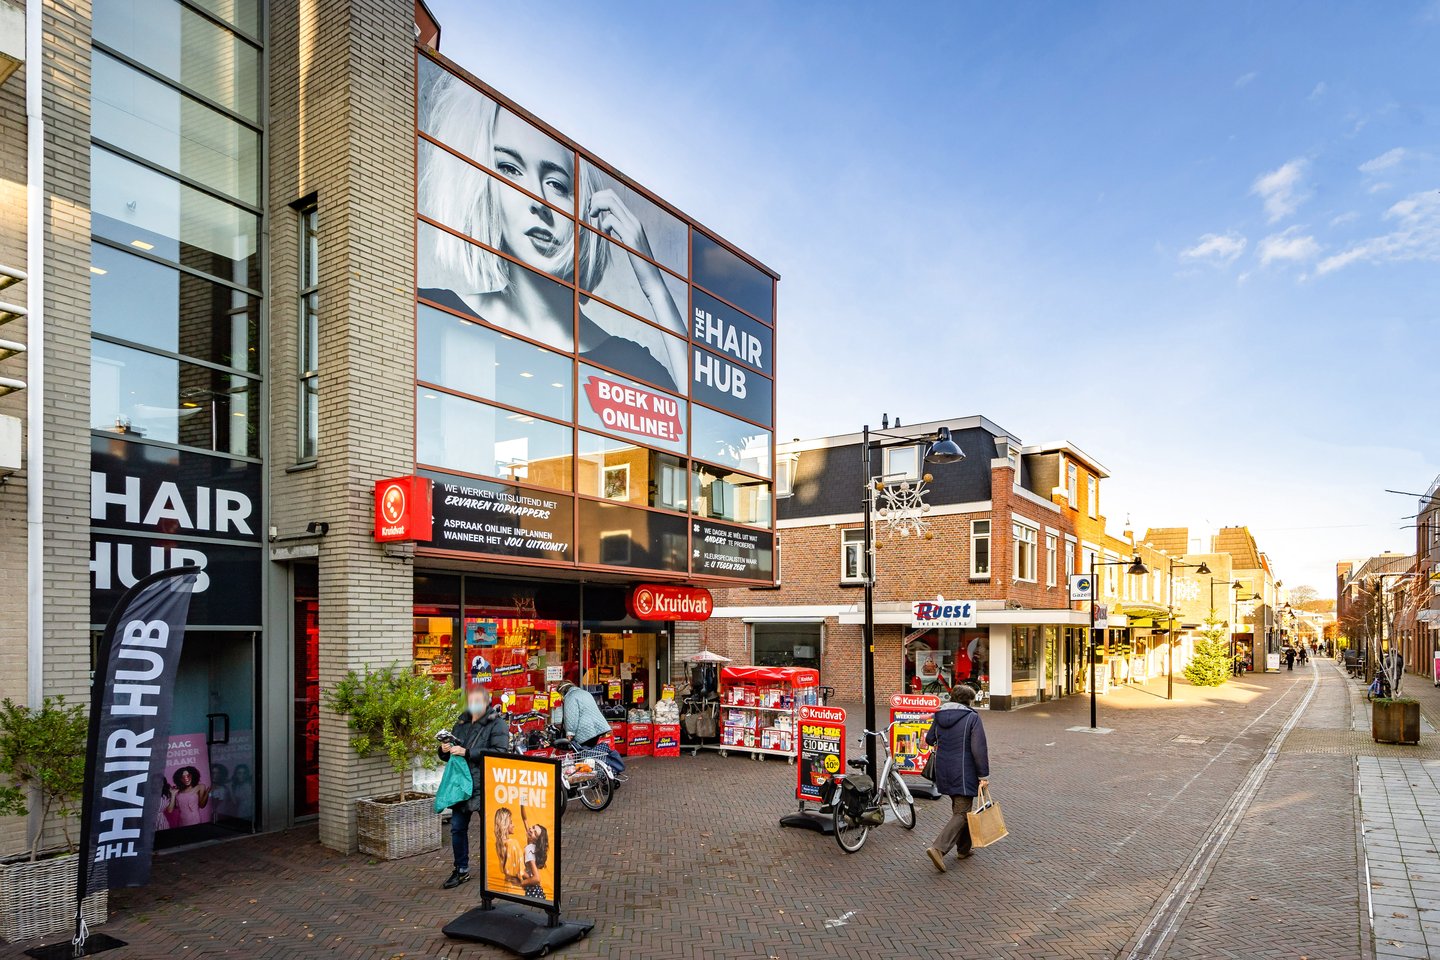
12;672;1340;960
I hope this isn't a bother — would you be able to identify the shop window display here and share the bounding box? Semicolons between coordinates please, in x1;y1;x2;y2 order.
904;629;989;707
1011;626;1040;705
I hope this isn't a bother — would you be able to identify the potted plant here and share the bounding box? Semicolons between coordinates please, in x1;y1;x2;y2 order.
1373;697;1422;744
0;697;107;942
325;664;458;859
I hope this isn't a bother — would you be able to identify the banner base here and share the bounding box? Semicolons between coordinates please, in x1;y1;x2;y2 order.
443;903;592;958
779;809;835;834
907;779;943;800
25;934;127;959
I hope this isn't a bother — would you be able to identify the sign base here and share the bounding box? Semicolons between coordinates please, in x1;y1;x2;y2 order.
779;808;835;834
443;903;592;958
26;935;127;959
906;778;943;800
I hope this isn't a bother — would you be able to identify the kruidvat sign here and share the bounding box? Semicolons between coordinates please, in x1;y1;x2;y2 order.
911;598;976;629
628;584;713;622
373;475;433;542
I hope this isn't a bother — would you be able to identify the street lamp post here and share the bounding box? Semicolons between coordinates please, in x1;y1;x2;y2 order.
1165;558;1211;700
1089;553;1150;728
1208;578;1243;674
860;424;964;776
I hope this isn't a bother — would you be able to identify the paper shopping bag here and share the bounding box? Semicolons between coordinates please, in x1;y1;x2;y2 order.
966;786;1008;847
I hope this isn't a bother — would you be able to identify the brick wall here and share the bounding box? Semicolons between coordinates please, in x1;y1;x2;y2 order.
268;0;420;854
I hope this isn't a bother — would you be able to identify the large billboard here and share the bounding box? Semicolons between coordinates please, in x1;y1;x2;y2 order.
413;51;777;583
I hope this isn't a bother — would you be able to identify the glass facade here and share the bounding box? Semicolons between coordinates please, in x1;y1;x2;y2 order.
89;0;264;845
414;53;776;581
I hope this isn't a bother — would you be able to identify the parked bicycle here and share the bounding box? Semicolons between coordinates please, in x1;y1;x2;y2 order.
508;713;617;813
819;721;917;852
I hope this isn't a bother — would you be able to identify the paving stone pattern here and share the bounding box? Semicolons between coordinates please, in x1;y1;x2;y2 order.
12;674;1346;960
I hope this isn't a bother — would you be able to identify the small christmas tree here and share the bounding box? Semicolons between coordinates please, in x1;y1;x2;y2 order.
1184;610;1232;687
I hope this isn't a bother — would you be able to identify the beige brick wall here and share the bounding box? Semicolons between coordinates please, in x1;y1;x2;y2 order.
268;0;421;853
0;0;93;859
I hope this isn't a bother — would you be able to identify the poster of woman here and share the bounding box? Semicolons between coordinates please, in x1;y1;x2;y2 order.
159;735;212;830
482;754;559;907
417;58;686;395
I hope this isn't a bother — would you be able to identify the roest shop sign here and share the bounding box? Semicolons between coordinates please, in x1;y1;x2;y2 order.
373;475;433;542
627;584;713;622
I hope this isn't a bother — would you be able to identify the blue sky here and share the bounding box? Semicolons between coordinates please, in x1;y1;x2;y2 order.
431;0;1440;593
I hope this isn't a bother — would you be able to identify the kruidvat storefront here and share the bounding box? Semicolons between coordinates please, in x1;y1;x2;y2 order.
394;50;779;708
83;12;777;850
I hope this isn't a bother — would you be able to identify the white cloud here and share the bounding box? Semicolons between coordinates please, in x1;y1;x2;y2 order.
1359;147;1407;174
1251;159;1309;222
1316;189;1440;275
1234;71;1258;89
1367;181;1393;194
1308;81;1328;100
1330;211;1360;226
1258;227;1321;265
1179;231;1247;265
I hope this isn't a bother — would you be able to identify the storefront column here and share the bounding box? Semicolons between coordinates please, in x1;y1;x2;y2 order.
987;623;1013;710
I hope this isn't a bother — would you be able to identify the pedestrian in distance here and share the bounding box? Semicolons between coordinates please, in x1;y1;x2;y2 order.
440;680;510;890
923;684;990;873
1285;646;1296;671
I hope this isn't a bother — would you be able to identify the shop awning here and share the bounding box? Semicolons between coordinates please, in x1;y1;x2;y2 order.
721;664;820;686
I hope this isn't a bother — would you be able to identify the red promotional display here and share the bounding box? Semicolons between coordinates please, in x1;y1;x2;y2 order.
627;722;653;757
889;693;942;777
796;705;846;803
610;720;628;757
373;475;433;542
628;584;713;622
582;375;684;444
714;665;821;759
653;723;680;757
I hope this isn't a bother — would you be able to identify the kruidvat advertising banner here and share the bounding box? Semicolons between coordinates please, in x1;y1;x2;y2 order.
888;694;942;777
482;754;562;910
76;567;198;911
413;50;778;584
796;705;846;803
422;473;575;562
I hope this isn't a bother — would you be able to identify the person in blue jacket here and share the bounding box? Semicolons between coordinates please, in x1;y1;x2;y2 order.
923;684;990;872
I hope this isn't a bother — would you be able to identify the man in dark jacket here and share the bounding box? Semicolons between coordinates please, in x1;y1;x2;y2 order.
441;681;510;889
923;685;990;872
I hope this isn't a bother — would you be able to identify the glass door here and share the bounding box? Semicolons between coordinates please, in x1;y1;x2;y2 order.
155;630;257;848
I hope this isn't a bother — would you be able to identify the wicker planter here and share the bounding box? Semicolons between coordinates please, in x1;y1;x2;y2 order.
356;792;441;860
1373;700;1422;745
0;852;106;943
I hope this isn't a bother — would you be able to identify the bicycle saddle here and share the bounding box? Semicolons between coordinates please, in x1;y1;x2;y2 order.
847;759;869;770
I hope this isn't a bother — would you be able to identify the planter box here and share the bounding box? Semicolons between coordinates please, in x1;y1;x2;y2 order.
0;852;106;943
1373;700;1422;745
356;793;442;860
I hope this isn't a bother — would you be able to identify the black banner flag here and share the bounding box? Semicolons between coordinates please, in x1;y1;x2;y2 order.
74;566;198;924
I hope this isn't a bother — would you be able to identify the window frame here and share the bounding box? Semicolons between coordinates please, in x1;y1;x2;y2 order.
970;519;992;580
1088;476;1098;518
775;455;796;499
840;528;867;583
1046;534;1058;587
1066;462;1078;509
1013;521;1039;583
882;444;921;482
297;204;319;463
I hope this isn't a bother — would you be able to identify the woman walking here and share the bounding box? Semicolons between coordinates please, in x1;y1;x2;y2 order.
923;685;990;872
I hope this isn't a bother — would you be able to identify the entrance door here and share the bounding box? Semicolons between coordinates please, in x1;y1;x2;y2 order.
155;630;257;848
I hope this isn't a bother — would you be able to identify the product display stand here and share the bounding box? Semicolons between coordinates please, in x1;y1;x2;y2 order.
443;902;592;959
778;800;835;834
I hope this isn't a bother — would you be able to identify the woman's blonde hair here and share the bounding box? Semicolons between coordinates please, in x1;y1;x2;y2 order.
419;63;608;294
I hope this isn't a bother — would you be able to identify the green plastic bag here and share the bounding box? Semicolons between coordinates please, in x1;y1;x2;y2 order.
434;754;473;812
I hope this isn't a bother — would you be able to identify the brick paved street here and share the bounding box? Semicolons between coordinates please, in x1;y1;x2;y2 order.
12;670;1379;960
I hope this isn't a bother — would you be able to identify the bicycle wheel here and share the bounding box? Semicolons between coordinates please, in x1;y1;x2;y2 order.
833;805;869;853
578;771;614;811
885;770;916;830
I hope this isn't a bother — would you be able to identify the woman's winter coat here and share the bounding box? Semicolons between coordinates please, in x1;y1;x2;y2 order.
924;702;990;798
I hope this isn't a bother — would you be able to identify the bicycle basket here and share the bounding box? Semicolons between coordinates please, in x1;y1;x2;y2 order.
839;775;873;815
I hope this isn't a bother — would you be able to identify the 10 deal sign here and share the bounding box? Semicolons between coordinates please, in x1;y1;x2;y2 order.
796;705;846;803
482;754;559;909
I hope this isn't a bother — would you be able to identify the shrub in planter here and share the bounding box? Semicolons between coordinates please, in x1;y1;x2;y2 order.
325;665;458;859
0;697;106;942
1372;697;1421;745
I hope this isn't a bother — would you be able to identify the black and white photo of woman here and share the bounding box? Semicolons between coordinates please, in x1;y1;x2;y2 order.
417;61;686;394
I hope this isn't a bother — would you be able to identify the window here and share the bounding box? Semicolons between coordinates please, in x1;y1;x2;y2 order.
970;520;991;579
1088;477;1098;518
1046;534;1058;587
841;529;866;582
1013;523;1038;582
577;432;687;512
883;444;920;482
417;304;572;422
690;403;770;477
298;206;319;461
752;622;821;672
1066;462;1078;509
1065;541;1076;579
416;389;574;489
776;456;796;499
692;463;772;526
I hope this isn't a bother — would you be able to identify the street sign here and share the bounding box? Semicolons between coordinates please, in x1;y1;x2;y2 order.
1069;574;1094;601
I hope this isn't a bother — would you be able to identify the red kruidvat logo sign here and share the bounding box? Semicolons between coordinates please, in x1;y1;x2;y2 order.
582;375;684;444
628;584;713;621
890;693;943;711
373;475;433;542
798;704;846;726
